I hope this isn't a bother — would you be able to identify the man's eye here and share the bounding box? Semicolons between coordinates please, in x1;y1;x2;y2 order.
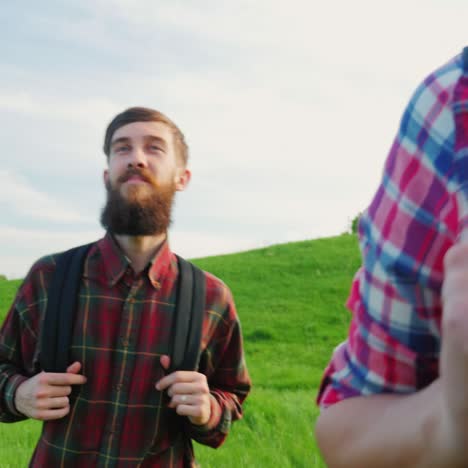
115;146;129;153
150;145;162;152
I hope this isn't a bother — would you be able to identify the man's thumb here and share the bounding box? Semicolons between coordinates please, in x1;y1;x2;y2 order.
160;355;171;370
66;361;82;374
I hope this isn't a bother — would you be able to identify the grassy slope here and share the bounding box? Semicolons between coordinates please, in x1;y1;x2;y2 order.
0;234;360;467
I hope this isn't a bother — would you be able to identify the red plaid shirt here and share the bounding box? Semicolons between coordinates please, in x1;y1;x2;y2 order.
0;234;251;467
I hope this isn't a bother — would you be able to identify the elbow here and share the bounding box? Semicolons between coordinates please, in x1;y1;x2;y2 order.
314;410;326;450
314;405;351;468
315;410;334;465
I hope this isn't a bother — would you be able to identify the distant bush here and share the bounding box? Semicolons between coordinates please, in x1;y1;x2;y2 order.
0;274;6;281
351;213;361;234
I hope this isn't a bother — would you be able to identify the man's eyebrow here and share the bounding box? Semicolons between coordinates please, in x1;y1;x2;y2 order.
110;135;168;148
111;137;130;147
144;135;168;148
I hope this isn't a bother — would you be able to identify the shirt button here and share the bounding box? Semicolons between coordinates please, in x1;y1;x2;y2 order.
120;336;129;346
108;425;120;434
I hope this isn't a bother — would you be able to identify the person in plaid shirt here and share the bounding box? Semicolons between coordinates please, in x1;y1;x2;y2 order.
0;107;251;467
315;47;468;467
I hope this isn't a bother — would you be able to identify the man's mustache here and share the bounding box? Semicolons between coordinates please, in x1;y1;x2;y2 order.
117;168;156;186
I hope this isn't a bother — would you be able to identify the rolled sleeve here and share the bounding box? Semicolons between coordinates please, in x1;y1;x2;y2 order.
1;373;28;420
186;393;225;440
0;261;47;422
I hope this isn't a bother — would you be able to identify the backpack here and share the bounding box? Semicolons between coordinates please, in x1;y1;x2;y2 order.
39;243;205;373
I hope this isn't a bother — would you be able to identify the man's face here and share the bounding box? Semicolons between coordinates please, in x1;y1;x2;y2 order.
105;120;188;195
100;121;190;236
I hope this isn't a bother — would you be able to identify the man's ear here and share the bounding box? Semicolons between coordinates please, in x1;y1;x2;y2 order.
103;169;110;188
175;168;191;192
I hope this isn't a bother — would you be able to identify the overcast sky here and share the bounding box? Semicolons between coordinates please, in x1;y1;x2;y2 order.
1;1;467;278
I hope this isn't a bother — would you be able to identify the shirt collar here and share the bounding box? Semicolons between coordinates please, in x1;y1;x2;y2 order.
95;232;176;289
146;238;175;289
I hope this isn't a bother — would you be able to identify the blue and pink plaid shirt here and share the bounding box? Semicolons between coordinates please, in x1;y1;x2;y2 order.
318;48;468;407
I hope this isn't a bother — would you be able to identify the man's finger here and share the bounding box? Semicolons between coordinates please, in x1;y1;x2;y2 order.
48;396;70;409
168;395;190;408
166;382;208;397
37;396;70;410
46;385;72;398
36;406;71;421
169;394;207;407
175;404;204;418
46;372;87;386
155;371;201;390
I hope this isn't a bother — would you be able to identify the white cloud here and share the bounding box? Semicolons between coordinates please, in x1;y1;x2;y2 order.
2;0;467;279
0;226;103;279
82;0;467;76
0;170;94;224
0;92;118;130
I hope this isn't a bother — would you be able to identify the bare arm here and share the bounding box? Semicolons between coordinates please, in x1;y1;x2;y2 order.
315;243;468;468
315;379;463;467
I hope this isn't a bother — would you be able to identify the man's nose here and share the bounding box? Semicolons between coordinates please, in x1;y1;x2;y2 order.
127;147;147;168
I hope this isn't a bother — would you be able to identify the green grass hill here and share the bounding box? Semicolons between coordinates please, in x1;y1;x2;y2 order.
0;234;361;467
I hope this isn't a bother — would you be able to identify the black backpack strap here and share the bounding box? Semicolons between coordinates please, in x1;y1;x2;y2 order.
183;262;205;370
167;257;206;447
40;243;93;372
171;256;206;371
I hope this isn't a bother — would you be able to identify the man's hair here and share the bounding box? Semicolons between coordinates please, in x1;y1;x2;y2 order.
103;107;189;165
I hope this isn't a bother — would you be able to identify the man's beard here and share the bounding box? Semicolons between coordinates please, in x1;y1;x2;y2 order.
100;168;176;236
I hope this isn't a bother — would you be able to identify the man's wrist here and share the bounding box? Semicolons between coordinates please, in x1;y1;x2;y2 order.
427;390;468;467
5;374;28;417
189;394;221;432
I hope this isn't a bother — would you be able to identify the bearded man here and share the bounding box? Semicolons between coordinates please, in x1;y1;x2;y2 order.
0;107;251;467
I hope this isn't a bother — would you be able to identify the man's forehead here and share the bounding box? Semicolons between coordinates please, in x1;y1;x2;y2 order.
111;120;172;142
